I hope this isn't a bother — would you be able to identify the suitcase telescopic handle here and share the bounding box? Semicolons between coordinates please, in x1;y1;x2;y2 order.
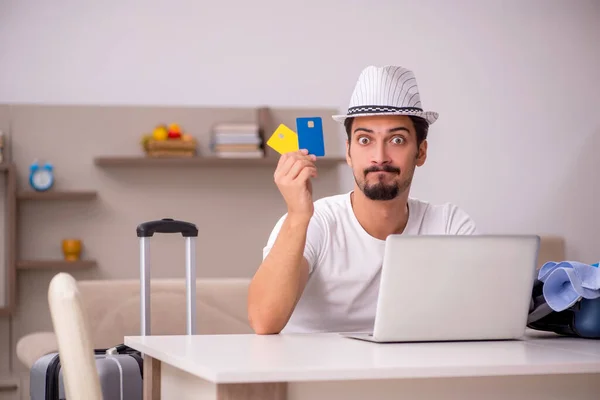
137;218;199;337
136;218;199;237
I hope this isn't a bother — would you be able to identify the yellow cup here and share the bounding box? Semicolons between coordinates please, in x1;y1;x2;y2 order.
62;239;82;261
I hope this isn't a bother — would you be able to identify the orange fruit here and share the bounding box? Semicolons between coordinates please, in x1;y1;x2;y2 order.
168;123;181;134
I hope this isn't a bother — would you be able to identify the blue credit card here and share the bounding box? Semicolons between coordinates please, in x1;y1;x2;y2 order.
296;117;325;157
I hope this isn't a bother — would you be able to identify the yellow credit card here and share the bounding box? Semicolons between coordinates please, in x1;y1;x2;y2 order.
266;124;299;154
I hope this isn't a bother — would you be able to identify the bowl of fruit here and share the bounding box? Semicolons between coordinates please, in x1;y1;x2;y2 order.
141;123;198;157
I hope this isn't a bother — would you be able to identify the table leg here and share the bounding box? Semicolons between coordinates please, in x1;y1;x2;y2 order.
143;355;161;400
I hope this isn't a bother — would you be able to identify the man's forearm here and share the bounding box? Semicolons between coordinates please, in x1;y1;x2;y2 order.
248;214;311;334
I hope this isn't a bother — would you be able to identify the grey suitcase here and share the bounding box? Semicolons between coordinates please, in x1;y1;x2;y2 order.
29;218;199;399
30;346;143;400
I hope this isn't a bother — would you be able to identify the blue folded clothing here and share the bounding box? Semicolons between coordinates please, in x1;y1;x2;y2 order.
538;261;600;312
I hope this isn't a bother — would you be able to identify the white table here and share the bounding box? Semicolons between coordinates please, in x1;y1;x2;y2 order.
125;330;600;400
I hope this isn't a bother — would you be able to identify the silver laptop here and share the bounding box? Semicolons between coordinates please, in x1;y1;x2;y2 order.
343;235;540;343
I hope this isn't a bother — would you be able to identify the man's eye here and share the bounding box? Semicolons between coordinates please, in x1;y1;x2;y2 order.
358;137;370;144
391;136;405;144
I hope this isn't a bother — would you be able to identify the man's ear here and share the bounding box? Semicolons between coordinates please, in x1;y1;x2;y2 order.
345;139;352;166
416;140;427;167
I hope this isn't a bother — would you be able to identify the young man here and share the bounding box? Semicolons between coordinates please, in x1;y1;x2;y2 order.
248;65;478;335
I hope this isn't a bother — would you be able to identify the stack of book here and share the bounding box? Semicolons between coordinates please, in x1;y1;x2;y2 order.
210;123;264;158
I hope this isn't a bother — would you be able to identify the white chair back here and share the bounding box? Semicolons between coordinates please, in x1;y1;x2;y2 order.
48;272;103;400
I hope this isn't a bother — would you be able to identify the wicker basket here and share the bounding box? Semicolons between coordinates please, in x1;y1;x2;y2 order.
143;138;198;158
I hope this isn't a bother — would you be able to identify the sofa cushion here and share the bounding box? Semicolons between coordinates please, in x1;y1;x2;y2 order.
78;278;253;348
93;291;253;348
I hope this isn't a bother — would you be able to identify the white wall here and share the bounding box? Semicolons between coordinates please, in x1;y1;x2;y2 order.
1;0;599;262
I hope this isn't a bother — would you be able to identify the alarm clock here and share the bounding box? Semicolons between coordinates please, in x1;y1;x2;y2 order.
29;161;54;192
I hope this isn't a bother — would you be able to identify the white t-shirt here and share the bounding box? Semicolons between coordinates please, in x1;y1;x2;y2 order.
262;191;478;334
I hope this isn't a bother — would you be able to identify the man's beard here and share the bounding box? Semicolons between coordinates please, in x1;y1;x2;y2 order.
354;164;413;201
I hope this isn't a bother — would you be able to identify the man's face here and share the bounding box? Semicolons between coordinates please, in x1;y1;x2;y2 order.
346;115;427;201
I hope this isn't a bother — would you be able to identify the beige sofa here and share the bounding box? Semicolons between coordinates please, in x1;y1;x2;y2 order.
16;235;565;371
16;278;254;371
